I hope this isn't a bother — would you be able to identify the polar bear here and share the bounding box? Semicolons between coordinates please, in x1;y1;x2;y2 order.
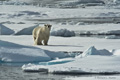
32;24;52;45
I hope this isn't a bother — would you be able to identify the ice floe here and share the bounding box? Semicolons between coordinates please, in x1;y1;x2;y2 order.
22;46;120;74
0;40;67;63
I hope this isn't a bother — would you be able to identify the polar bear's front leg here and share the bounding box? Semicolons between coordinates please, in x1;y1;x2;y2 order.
34;37;42;45
44;37;49;45
44;40;48;45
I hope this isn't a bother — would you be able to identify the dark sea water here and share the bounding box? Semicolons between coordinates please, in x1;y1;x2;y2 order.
0;65;67;80
0;65;119;80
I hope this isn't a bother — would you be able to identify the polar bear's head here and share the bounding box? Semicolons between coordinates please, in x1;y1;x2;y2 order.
44;24;52;31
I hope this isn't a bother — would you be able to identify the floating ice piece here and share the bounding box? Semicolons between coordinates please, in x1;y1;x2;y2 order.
105;35;117;39
107;30;120;35
22;58;74;72
22;64;48;72
39;58;74;65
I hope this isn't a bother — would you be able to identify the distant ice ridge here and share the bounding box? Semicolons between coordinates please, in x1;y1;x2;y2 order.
98;12;120;17
0;0;120;8
15;24;39;35
22;46;120;74
80;30;120;39
0;24;14;35
51;29;75;37
0;10;47;20
14;24;75;37
113;0;120;4
0;0;29;5
60;0;105;8
1;24;120;39
0;0;107;8
105;35;120;39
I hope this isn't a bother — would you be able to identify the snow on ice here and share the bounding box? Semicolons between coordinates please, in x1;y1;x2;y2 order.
0;40;50;62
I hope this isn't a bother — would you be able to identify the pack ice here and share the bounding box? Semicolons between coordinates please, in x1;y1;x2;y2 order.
22;46;120;74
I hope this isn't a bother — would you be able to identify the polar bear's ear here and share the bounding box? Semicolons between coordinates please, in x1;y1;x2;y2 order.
44;24;47;27
48;25;52;28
